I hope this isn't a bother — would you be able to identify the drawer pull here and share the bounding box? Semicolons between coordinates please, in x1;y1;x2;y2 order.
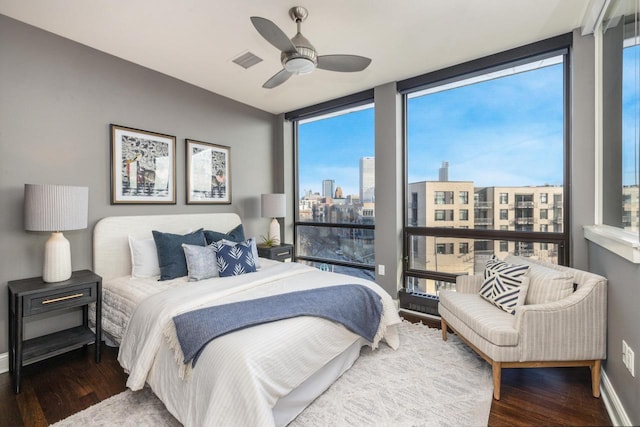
276;251;290;256
42;293;84;304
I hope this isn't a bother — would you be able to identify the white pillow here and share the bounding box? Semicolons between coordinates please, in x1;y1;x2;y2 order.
220;237;261;269
128;236;161;278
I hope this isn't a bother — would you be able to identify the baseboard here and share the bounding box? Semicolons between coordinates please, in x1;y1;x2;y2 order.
601;369;632;426
0;352;8;375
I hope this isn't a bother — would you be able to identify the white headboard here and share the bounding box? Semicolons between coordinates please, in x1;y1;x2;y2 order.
93;213;242;281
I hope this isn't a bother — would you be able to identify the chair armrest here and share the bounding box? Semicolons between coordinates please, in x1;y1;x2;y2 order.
515;280;607;361
456;275;483;294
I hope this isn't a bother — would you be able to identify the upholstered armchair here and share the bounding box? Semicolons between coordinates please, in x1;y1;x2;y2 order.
438;255;607;400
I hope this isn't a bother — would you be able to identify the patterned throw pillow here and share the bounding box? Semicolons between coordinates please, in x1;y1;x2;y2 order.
182;243;218;281
479;255;530;315
220;237;261;269
215;240;257;277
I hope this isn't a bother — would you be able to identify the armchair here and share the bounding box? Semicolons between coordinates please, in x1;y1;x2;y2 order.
438;255;607;400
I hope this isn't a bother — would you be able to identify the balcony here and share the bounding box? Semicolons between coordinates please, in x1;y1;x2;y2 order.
515;217;535;225
515;201;535;208
474;218;493;225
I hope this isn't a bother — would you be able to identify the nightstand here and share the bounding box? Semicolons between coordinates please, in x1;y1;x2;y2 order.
257;243;294;262
8;270;102;394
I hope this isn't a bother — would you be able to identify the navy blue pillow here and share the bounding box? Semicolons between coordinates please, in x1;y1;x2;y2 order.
204;224;245;245
215;240;257;277
152;229;206;281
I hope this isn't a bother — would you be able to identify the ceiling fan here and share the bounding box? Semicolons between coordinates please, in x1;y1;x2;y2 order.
250;6;372;89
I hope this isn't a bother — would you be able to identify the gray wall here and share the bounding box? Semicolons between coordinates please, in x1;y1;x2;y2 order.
0;15;277;353
589;243;640;424
571;29;596;271
373;83;403;297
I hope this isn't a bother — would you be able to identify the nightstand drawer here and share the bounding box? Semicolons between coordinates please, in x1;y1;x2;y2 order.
23;283;97;316
257;244;294;262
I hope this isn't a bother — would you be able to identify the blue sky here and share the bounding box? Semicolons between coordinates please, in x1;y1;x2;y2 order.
623;44;639;187
299;50;638;196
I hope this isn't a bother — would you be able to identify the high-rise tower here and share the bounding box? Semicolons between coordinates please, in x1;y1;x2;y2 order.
360;157;375;203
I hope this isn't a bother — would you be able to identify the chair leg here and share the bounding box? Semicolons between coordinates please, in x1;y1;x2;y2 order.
441;318;448;341
591;360;602;398
492;361;502;400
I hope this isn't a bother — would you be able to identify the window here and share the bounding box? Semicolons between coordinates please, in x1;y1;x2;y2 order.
540;224;548;232
435;209;454;221
540;193;548;204
411;192;419;226
435;191;454;204
436;243;454;254
459;191;469;204
403;35;570;298
622;20;640;233
540;209;548;219
293;99;375;280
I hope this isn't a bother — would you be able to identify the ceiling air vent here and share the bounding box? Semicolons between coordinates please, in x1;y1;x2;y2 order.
232;51;263;69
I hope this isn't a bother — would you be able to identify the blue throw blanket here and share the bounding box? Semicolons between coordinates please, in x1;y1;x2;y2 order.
172;284;383;367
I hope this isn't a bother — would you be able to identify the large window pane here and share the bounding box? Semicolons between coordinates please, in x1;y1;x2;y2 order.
296;104;375;278
296;225;374;266
623;29;640;233
403;46;568;302
406;58;565;233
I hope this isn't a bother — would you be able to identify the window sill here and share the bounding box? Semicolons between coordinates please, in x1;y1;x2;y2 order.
583;225;640;264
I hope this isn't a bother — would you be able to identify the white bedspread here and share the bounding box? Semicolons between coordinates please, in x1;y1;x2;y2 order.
117;262;401;427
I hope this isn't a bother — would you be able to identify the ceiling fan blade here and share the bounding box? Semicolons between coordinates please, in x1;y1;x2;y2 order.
250;16;297;53
317;55;372;72
263;69;293;89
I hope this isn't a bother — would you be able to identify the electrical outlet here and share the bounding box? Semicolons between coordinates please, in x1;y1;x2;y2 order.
622;340;636;377
378;264;385;276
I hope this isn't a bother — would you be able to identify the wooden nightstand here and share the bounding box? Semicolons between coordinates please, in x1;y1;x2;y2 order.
257;243;294;262
8;270;102;394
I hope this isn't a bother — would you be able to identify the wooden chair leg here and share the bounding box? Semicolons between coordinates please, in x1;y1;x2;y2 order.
492;361;502;400
591;360;602;398
441;318;447;341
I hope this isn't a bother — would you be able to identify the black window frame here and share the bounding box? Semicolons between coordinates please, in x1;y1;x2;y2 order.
401;33;572;290
287;90;376;274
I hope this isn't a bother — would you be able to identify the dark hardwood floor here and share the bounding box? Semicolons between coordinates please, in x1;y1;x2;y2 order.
0;324;612;427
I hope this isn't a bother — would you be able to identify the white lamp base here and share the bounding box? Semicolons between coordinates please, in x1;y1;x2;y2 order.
269;218;281;245
43;232;72;283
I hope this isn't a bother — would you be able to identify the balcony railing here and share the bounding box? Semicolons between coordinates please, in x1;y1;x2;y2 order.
474;218;493;225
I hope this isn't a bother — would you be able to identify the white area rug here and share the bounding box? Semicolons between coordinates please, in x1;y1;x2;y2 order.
52;321;493;427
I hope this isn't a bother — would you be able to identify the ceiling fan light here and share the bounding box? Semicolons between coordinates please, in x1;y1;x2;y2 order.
284;57;315;75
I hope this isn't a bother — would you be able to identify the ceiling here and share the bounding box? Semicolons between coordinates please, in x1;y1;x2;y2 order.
0;1;591;115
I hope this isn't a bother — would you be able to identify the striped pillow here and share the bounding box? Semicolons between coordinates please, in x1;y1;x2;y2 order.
504;255;575;304
480;256;530;315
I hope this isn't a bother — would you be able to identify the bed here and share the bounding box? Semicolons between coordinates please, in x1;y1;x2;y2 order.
92;213;401;427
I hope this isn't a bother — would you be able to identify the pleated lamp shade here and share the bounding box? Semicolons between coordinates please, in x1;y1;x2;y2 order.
24;184;89;282
261;193;286;245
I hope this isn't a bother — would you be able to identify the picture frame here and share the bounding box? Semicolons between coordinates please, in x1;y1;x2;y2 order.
110;124;176;204
186;139;231;204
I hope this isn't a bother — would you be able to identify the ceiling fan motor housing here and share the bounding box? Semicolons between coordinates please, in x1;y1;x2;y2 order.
281;32;317;75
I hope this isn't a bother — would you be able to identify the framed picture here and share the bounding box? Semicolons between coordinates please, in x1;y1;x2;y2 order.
186;139;231;204
110;124;176;204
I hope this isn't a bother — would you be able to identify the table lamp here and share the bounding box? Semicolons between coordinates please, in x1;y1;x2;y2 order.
24;184;89;283
261;193;286;245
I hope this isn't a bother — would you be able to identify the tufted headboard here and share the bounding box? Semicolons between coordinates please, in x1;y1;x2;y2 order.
93;213;242;281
